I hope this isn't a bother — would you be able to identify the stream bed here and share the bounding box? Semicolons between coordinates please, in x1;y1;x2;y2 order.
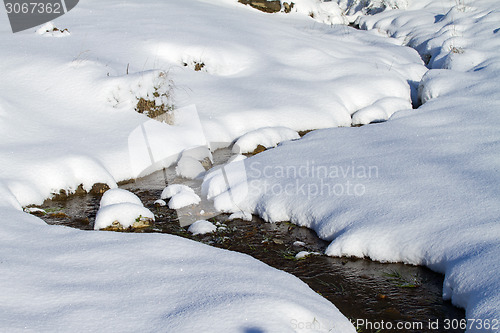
35;148;465;333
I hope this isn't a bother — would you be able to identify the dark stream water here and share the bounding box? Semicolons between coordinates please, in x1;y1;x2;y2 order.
34;148;465;333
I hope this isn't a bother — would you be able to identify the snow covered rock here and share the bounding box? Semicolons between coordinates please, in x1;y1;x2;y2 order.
168;191;201;210
154;199;167;207
161;184;201;209
175;155;206;179
188;220;217;235
232;126;300;154
161;184;194;199
94;189;154;231
100;188;143;208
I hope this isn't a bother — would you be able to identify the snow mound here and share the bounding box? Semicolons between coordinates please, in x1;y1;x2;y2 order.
176;155;206;179
94;203;154;230
232;127;300;154
351;97;410;125
188;220;217;235
161;184;201;209
100;188;143;208
168;191;201;210
202;157;249;213
154;199;167;206
161;184;195;199
181;146;213;163
94;188;154;230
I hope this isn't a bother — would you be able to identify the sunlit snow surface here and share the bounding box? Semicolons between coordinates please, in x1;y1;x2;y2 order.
203;0;500;331
0;0;499;331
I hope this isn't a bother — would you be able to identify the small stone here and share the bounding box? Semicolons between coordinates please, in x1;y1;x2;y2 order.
283;2;294;13
132;217;153;229
90;183;111;195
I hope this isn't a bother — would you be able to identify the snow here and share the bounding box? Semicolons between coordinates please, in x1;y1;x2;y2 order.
0;0;424;208
286;0;349;25
188;220;218;235
1;0;499;330
168;191;202;210
0;0;369;326
35;22;70;37
154;199;167;207
94;189;154;230
228;211;253;222
94;202;155;230
161;184;196;199
203;0;500;329
161;184;201;210
176;155;206;179
99;188;143;208
0;208;354;332
232;126;300;154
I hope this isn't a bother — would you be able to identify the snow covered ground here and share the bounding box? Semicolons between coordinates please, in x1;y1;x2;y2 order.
203;0;500;331
0;207;355;332
0;0;425;207
1;0;499;331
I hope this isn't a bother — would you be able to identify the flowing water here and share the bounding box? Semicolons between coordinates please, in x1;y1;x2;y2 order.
36;147;465;333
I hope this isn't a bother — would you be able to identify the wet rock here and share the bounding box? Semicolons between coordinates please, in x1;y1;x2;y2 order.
48;212;70;219
90;183;110;195
238;0;281;13
51;183;110;201
283;2;294;13
73;217;90;225
200;157;213;170
132;217;153;229
247;144;267;155
101;217;153;232
298;129;314;137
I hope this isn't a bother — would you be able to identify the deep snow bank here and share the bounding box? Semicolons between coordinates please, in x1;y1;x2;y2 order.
0;207;354;332
0;0;425;207
203;0;500;331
